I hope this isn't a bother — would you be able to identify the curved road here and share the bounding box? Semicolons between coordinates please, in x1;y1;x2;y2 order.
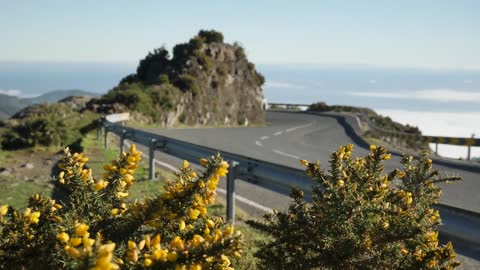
145;111;480;214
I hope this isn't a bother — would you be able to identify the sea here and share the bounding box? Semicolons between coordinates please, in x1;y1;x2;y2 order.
1;62;479;159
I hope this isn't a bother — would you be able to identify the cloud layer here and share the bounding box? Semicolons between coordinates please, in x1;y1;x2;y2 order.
0;89;21;96
350;89;480;103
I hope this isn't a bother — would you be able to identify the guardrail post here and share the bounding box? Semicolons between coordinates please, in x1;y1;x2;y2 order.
467;146;471;161
149;139;156;180
435;143;438;155
226;161;239;225
120;130;126;155
104;126;108;149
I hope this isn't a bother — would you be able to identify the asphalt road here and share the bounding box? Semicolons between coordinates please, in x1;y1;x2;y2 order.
145;111;480;213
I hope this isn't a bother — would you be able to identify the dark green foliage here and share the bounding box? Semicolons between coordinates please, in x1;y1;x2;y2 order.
256;71;265;86
1;104;97;150
196;51;213;71
198;29;224;43
158;74;170;84
119;74;138;85
136;47;170;83
176;74;201;96
234;46;246;59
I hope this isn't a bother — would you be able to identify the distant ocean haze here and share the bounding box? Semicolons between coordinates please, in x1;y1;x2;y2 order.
1;62;479;159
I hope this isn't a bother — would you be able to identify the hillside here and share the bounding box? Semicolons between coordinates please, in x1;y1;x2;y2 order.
0;89;97;120
89;30;265;127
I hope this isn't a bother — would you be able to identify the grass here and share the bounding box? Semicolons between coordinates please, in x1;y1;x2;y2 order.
0;176;53;209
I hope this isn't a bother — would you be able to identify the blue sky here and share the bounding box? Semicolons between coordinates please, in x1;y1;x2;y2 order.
1;0;479;69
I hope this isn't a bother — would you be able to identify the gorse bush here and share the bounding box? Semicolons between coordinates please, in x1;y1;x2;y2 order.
0;145;243;269
1;103;98;150
248;144;461;270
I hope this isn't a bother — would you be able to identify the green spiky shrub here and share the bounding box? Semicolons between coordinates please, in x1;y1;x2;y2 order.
248;145;461;270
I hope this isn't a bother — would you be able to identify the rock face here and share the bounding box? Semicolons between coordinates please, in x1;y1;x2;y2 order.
178;42;265;126
89;30;265;127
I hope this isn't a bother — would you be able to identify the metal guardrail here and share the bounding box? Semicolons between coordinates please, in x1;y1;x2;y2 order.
268;102;479;160
100;114;480;248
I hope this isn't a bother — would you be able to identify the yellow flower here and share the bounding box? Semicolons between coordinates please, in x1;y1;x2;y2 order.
300;159;309;166
200;158;208;166
190;264;202;270
94;179;109;191
83;238;95;247
336;180;345;187
382;154;391;160
151;234;161;248
191;235;204;247
426;259;438;268
152;249;168;261
382;221;390;229
75;223;89;237
117;192;129;198
183;160;190;169
167;251;178;262
0;204;8;216
170;236;185;250
64;245;82;259
23;208;40;224
144;258;153;267
70;237;82;247
179;219;186;230
111;208;120;216
130;144;137;153
188;209;200;220
56;232;70;243
206;219;215;228
370;145;377;151
128;240;137;251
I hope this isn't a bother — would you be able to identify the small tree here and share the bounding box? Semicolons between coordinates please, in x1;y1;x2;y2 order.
198;30;224;44
248;145;461;270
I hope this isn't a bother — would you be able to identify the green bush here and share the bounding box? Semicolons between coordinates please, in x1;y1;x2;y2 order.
255;72;265;86
176;74;201;96
1;104;97;150
198;30;224;43
136;47;170;83
248;145;460;270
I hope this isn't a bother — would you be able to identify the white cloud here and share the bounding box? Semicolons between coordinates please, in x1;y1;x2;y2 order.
0;89;22;96
264;81;304;89
350;89;480;103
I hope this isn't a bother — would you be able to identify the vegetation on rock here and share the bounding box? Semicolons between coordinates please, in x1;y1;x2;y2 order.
91;29;265;127
1;102;98;150
309;102;423;149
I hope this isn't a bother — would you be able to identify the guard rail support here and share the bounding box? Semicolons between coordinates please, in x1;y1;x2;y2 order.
226;161;239;224
149;139;157;180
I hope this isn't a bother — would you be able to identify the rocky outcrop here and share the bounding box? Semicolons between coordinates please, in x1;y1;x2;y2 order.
89;30;265;127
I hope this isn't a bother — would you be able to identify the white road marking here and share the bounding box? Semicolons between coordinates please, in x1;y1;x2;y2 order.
255;141;263;147
260;136;269;140
273;131;283;136
125;140;272;213
273;149;300;159
285;122;313;133
216;188;273;213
